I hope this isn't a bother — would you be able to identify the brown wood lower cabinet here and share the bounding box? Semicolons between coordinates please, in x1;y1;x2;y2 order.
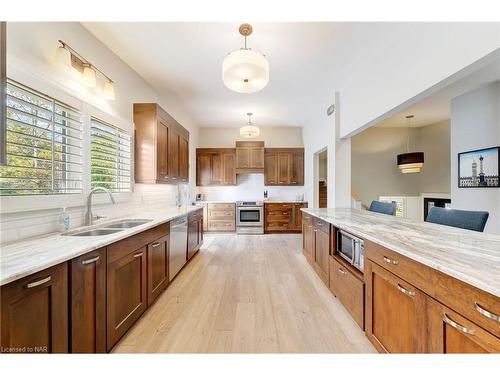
426;296;500;353
188;209;203;260
364;259;427;353
1;263;68;353
70;248;106;353
265;202;307;233
302;216;330;286
329;255;364;329
147;235;169;306
107;246;147;351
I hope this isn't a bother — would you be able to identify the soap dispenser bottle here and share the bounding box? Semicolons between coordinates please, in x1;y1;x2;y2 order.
58;207;70;232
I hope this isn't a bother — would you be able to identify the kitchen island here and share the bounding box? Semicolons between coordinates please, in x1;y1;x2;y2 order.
301;207;500;353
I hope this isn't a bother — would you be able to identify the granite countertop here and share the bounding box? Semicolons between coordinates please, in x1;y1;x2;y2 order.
0;205;203;286
302;208;500;298
264;200;308;203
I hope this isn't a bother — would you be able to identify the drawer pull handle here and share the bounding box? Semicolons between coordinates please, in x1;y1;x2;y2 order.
474;302;500;322
383;256;399;265
396;283;415;297
133;252;144;258
151;242;161;248
338;268;347;275
443;313;475;335
81;256;100;265
25;276;51;289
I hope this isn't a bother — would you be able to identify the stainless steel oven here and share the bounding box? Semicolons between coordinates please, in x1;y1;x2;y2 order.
236;201;264;234
336;229;365;271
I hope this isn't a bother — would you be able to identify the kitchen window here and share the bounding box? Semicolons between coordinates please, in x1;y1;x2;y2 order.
0;80;83;195
90;117;132;193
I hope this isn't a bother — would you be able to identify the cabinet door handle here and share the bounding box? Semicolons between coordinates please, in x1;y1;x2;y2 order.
25;275;51;289
151;242;161;248
338;268;347;275
81;256;100;265
396;283;415;297
383;256;399;265
292;181;297;184
133;252;144;258
474;302;500;322
443;313;475;335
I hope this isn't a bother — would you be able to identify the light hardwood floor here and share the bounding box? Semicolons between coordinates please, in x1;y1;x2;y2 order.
113;234;376;353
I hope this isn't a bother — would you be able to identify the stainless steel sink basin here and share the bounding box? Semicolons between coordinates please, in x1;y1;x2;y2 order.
69;229;124;236
101;219;153;229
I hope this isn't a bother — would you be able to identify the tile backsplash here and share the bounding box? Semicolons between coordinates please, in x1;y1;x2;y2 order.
196;173;305;201
0;184;180;245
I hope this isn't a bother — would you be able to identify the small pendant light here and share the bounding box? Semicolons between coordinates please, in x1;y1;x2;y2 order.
397;115;424;173
239;112;260;137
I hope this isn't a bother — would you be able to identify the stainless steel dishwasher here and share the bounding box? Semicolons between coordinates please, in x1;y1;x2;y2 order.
169;215;188;281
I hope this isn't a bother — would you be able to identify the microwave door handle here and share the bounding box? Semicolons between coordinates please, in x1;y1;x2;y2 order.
353;239;359;266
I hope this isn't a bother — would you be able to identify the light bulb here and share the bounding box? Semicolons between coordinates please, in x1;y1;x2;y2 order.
54;46;72;69
103;80;115;100
82;65;96;87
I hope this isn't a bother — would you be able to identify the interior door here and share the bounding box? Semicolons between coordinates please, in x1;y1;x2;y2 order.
365;260;427;353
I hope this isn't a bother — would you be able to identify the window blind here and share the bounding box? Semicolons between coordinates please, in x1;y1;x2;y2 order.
0;80;83;195
90;117;132;192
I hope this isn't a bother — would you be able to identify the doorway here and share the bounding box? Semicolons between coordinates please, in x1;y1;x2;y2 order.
314;148;328;208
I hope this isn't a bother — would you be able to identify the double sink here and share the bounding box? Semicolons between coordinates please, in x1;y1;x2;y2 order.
63;219;153;237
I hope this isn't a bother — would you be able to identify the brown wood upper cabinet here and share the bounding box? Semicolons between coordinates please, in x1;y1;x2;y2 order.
70;248;106;353
265;148;304;186
134;103;189;184
235;141;264;172
196;148;236;186
1;262;68;353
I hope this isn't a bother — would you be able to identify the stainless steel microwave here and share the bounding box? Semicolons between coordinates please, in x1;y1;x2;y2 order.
336;229;365;271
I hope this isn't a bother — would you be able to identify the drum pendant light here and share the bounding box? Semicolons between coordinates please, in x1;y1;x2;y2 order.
223;24;269;93
397;115;424;173
240;112;260;138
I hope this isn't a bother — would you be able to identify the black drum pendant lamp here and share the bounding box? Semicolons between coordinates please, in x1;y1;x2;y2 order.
397;115;424;173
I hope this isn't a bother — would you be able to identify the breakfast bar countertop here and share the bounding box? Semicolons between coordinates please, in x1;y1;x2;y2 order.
302;207;500;298
0;205;203;286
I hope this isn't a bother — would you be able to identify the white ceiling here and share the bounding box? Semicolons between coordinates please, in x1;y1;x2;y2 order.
83;22;353;128
376;58;500;128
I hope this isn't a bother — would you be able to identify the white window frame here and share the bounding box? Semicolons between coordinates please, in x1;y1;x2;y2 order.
1;60;134;213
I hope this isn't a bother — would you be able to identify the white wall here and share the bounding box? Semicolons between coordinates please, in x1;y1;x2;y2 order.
1;22;199;243
338;23;500;137
351;121;451;207
451;82;500;234
198;126;303;148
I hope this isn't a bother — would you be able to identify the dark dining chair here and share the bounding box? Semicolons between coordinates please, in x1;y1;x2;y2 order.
368;201;397;216
426;207;489;232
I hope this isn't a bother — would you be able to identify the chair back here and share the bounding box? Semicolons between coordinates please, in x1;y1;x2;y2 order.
368;200;397;216
426;207;489;232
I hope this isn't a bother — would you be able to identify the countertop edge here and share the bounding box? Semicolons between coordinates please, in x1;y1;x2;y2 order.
301;208;500;298
0;206;203;286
